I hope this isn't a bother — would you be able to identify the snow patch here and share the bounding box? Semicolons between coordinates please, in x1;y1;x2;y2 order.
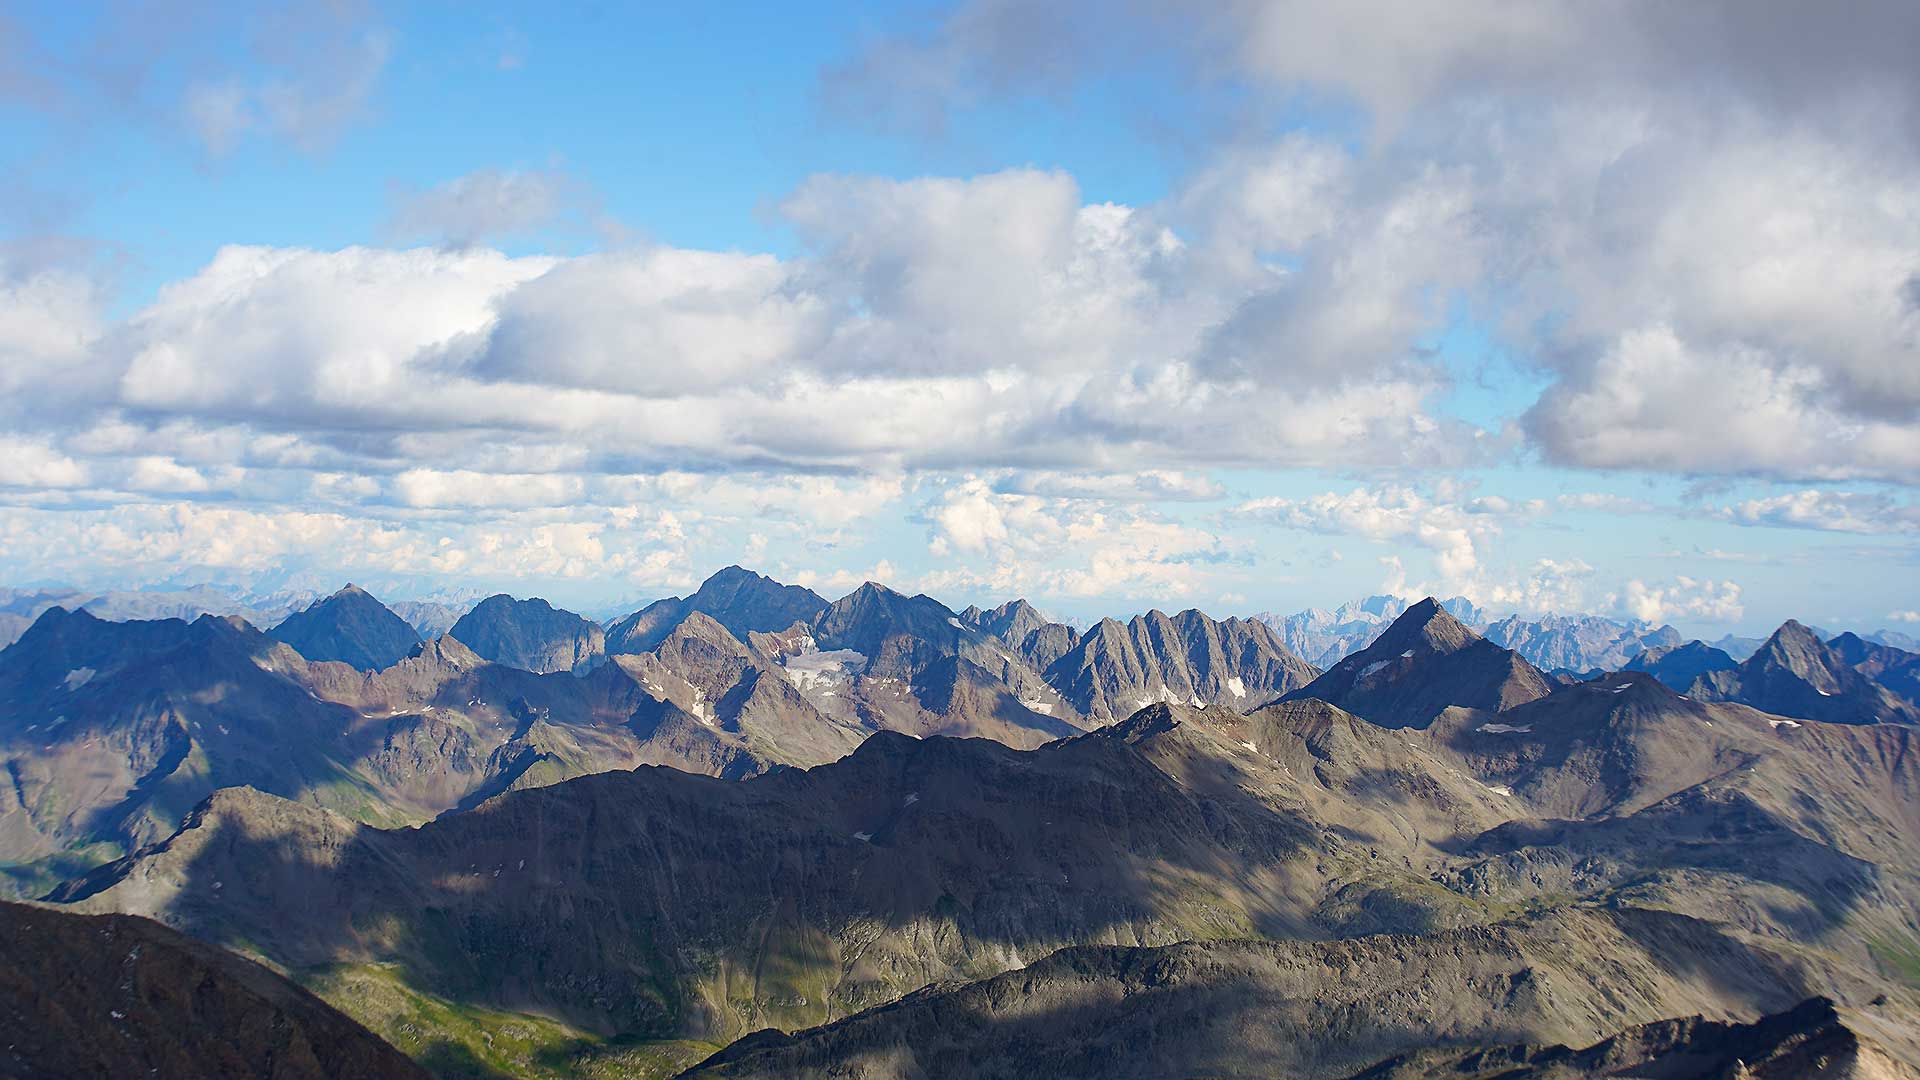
783;648;867;690
1188;694;1207;709
1240;741;1259;753
1357;659;1393;681
1769;718;1802;730
1019;698;1055;715
1478;723;1532;734
1226;677;1247;699
1815;688;1833;697
903;792;919;806
852;831;873;842
1479;782;1515;797
947;617;966;630
62;667;95;691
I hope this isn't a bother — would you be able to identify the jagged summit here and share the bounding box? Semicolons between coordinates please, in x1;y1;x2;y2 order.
606;566;828;655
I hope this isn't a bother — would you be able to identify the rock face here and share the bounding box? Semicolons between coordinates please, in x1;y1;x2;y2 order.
606;566;829;654
1283;598;1552;728
1481;613;1681;673
448;594;606;674
1689;620;1920;724
680;912;1889;1080
1623;639;1738;689
790;581;1077;746
1043;608;1320;722
268;583;422;671
0;899;426;1079
609;611;868;767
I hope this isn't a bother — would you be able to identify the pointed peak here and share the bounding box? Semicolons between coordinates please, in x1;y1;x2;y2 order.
331;582;370;599
844;580;898;601
661;609;747;649
1764;619;1823;648
699;564;761;588
409;634;483;668
1369;597;1476;656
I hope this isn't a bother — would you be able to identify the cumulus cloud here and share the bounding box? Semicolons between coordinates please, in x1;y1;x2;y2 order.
1619;576;1745;624
918;477;1232;604
4;165;1478;479
993;470;1224;502
1719;490;1920;535
1232;485;1506;595
824;1;1920;485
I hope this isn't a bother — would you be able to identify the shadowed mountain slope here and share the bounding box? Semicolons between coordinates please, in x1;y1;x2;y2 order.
49;686;1920;1061
0;605;864;897
682;908;1903;1080
268;583;422;671
1624;639;1738;689
1689;620;1920;725
1831;631;1920;703
1352;995;1920;1079
448;594;606;674
0;899;426;1079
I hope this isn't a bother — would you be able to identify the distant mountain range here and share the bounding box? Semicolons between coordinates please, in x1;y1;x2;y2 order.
6;564;1920;1076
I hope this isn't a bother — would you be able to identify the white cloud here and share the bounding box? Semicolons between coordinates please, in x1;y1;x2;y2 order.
1889;610;1920;623
1619;576;1745;624
918;478;1230;603
125;456;219;494
0;437;90;489
1233;485;1498;594
392;469;586;509
1720;489;1920;535
824;3;1920;485
994;470;1224;502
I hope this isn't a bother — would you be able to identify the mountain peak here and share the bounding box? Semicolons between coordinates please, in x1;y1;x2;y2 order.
268;582;419;670
1377;596;1476;654
448;595;605;674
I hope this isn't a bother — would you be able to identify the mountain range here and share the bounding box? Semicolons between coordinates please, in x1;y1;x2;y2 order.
4;564;1920;1077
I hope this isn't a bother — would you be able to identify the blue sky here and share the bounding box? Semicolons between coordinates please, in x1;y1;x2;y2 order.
1;1;1917;636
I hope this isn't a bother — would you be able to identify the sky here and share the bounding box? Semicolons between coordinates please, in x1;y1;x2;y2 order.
1;1;1918;635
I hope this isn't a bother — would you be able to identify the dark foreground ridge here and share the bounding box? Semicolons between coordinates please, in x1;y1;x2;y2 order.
0;899;426;1079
